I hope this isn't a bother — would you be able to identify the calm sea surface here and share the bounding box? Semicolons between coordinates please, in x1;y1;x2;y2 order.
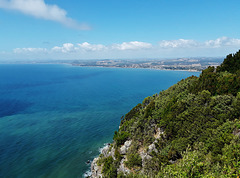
0;64;199;177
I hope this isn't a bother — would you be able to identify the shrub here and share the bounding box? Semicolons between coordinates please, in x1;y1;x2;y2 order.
102;156;117;178
125;153;142;169
113;131;130;147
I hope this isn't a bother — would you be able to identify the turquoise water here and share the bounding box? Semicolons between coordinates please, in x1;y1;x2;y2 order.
0;64;199;177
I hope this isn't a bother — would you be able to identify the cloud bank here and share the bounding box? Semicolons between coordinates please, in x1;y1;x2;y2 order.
111;41;152;50
50;41;152;53
205;37;240;48
14;47;47;53
159;37;240;49
2;37;240;60
159;39;199;48
0;0;90;30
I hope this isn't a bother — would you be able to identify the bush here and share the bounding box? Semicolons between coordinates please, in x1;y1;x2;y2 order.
115;149;123;163
102;156;117;178
125;153;142;169
113;131;130;147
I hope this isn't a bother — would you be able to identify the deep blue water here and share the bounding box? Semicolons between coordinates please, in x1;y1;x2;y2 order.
0;64;199;177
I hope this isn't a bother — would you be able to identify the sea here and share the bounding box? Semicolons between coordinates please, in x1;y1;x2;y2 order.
0;64;199;178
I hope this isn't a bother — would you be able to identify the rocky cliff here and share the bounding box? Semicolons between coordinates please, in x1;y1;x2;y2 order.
91;50;240;177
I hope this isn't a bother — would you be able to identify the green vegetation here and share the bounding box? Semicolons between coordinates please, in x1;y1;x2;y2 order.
97;50;240;177
125;153;142;169
101;156;117;177
113;131;130;147
217;50;240;74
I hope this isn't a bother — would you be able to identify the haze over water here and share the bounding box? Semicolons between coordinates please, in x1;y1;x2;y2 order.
0;64;199;177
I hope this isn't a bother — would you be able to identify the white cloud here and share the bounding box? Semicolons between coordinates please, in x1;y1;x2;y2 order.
5;37;240;60
51;41;152;53
205;37;240;48
52;43;77;53
159;37;240;49
78;42;107;51
0;0;90;30
52;42;107;53
112;41;152;50
159;39;199;48
14;47;47;53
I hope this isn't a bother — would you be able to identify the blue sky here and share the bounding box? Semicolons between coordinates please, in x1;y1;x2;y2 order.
1;0;240;61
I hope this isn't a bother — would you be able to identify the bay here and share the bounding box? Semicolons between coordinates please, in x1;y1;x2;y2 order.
0;64;199;177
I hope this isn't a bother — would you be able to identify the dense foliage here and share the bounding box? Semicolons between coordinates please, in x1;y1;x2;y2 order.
97;50;240;177
217;50;240;74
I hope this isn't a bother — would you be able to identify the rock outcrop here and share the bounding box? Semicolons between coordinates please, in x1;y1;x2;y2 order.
119;140;132;155
117;156;131;175
91;127;164;177
91;157;102;178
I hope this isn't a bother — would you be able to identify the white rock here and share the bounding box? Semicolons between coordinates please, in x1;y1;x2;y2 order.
154;128;164;139
91;157;102;178
120;140;132;155
139;150;151;168
117;156;131;175
101;145;110;157
148;143;158;153
100;144;115;159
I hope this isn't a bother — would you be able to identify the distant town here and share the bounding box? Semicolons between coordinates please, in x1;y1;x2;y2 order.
11;57;224;72
69;57;223;72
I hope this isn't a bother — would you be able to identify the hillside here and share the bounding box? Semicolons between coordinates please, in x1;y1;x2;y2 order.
91;50;240;178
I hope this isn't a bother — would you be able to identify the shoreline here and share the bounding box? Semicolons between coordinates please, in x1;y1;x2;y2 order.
71;64;201;73
0;63;201;72
84;143;110;177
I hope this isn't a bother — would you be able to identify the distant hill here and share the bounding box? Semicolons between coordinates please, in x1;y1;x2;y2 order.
91;50;240;177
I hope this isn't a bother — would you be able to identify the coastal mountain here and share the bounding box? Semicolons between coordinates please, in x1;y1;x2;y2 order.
91;50;240;177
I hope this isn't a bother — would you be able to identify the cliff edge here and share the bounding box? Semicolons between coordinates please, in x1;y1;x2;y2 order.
91;50;240;177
